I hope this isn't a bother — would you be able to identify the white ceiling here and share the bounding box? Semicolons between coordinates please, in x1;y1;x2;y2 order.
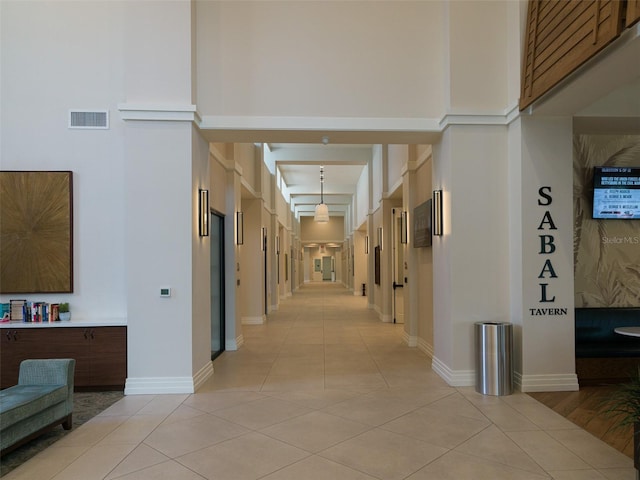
268;143;371;217
279;164;365;192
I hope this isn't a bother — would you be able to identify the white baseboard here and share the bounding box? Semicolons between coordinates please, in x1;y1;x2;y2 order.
125;377;195;395
517;372;579;392
431;356;475;387
124;361;214;395
402;331;418;347
242;315;266;325
417;338;433;358
373;304;390;322
430;357;579;392
193;361;214;391
226;334;244;351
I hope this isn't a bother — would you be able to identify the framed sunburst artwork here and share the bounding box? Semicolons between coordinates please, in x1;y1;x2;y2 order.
0;171;73;293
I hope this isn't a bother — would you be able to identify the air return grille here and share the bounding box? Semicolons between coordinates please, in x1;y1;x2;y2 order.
69;110;109;129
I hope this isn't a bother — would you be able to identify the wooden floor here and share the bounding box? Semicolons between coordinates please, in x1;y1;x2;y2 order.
529;385;634;459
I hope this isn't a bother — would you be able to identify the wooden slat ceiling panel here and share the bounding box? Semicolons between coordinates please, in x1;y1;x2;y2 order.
533;7;603;81
538;0;578;35
534;7;592;73
535;1;589;55
538;0;557;19
519;0;624;111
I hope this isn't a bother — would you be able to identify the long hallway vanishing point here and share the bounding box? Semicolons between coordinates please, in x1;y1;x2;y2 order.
4;284;635;480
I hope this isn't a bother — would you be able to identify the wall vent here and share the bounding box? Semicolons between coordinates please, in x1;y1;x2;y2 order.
69;110;109;129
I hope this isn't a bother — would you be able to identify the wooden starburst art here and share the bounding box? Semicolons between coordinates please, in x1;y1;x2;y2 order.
0;171;73;293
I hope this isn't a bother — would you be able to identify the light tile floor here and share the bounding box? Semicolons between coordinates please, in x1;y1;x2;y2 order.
4;283;636;480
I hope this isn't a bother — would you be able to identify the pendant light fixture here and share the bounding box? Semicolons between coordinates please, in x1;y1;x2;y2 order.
314;165;329;223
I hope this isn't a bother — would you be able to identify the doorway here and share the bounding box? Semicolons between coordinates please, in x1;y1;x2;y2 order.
210;211;225;360
392;208;405;324
263;228;268;315
322;256;333;281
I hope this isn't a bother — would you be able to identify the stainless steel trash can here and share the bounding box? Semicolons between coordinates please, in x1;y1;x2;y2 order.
475;321;513;396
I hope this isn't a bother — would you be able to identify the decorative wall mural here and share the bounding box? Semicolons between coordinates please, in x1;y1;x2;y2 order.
0;171;73;293
574;136;640;307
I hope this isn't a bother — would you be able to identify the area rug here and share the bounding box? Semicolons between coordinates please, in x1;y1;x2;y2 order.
0;391;124;477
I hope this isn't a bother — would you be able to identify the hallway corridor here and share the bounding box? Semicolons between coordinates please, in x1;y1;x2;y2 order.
4;284;635;480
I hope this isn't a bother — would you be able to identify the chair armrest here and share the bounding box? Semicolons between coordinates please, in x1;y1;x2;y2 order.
18;359;76;391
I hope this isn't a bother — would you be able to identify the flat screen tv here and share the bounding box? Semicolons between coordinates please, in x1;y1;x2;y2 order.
592;166;640;219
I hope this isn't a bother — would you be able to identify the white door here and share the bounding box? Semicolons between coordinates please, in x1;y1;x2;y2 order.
322;256;333;281
392;208;405;324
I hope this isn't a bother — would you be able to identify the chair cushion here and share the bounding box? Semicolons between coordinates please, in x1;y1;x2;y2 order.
0;384;67;430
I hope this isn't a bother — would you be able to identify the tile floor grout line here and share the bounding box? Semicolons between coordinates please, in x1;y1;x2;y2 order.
16;283;632;479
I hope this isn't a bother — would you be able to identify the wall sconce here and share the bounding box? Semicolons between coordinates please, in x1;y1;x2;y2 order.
199;189;209;237
236;211;244;245
261;227;267;251
365;235;369;254
400;211;408;244
377;227;383;251
276;235;280;255
433;190;443;236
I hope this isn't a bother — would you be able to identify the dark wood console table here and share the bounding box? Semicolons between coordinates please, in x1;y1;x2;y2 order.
0;324;127;391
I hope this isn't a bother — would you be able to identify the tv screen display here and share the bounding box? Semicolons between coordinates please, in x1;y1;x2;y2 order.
592;166;640;219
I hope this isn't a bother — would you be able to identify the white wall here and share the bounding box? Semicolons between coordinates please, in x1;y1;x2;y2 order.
210;149;227;213
235;143;257;192
447;0;509;111
371;146;383;208
124;122;194;382
300;216;345;243
123;0;205;393
507;0;529;105
124;1;193;103
414;155;434;354
432;125;510;384
196;0;445;120
508;119;524;375
3;0;584;396
355;164;370;228
191;127;212;379
387;145;407;192
262;162;273;211
240;198;265;324
275;189;290;230
518;116;577;391
0;1;126;321
353;231;368;296
2;0;215;394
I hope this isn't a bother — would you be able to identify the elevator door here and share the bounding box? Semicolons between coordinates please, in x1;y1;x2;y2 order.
392;209;405;324
211;211;225;360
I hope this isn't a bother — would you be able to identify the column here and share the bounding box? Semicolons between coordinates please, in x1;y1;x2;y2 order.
512;116;578;392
